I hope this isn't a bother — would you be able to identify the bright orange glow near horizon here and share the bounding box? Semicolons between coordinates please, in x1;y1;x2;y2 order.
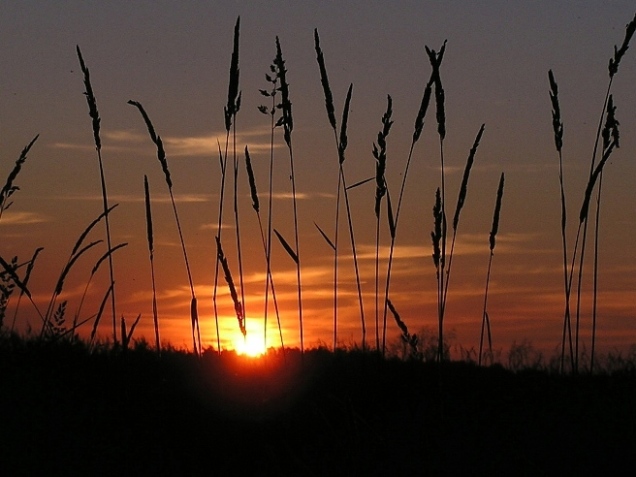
2;3;636;361
234;332;267;357
220;315;268;356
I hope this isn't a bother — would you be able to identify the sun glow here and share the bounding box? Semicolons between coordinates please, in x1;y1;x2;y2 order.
234;333;267;357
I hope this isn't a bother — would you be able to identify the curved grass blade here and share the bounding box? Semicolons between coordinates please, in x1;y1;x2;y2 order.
274;229;298;264
314;222;336;251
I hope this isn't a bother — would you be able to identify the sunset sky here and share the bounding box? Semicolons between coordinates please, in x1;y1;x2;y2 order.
2;1;635;357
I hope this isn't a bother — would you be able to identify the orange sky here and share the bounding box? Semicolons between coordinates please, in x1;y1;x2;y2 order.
2;2;636;359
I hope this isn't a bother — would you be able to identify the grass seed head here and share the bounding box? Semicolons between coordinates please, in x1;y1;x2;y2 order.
413;81;433;144
609;13;636;77
225;16;241;131
548;70;564;153
128;101;173;189
274;36;293;147
489;173;505;252
244;146;259;213
1;135;39;212
432;188;442;269
76;46;101;151
338;84;353;164
386;189;396;239
426;40;447;140
581;101;620;223
602;94;620;151
314;29;337;131
373;95;393;217
144;176;154;254
453;124;485;230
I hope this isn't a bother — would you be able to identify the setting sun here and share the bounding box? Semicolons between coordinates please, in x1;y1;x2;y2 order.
234;333;266;357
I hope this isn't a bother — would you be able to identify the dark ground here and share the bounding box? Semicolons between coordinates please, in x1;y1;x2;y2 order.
1;336;635;476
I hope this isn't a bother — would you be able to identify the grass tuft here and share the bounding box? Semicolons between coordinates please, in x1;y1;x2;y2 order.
0;135;39;220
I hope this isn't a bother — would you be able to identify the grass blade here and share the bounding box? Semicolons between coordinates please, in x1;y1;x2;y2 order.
274;229;298;265
314;222;336;251
346;176;373;190
216;236;245;337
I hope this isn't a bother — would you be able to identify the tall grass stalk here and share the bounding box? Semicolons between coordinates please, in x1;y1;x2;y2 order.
213;141;227;355
77;46;118;345
258;62;280;350
314;30;365;349
144;176;161;353
314;29;342;348
582;95;620;372
372;95;393;351
275;36;303;354
232;128;246;346
244;147;284;352
231;33;247;350
566;14;633;372
566;118;618;372
548;69;575;373
441;124;484;326
589;16;634;371
214;16;242;355
380;42;441;355
339;85;367;350
1;137;41;327
479;172;505;366
127;100;200;356
426;41;448;362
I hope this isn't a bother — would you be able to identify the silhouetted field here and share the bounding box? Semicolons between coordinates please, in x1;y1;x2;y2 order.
1;336;634;476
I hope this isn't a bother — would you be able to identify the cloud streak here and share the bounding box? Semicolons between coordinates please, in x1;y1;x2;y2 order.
53;127;281;158
0;211;48;225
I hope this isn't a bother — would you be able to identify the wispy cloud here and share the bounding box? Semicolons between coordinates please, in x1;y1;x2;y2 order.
52;126;281;158
102;130;146;143
51;142;97;152
163;133;280;157
451;232;543;256
200;222;235;231
59;193;212;204
270;192;310;200
52;130;146;153
59;191;331;206
348;232;540;264
0;211;48;225
354;244;430;261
